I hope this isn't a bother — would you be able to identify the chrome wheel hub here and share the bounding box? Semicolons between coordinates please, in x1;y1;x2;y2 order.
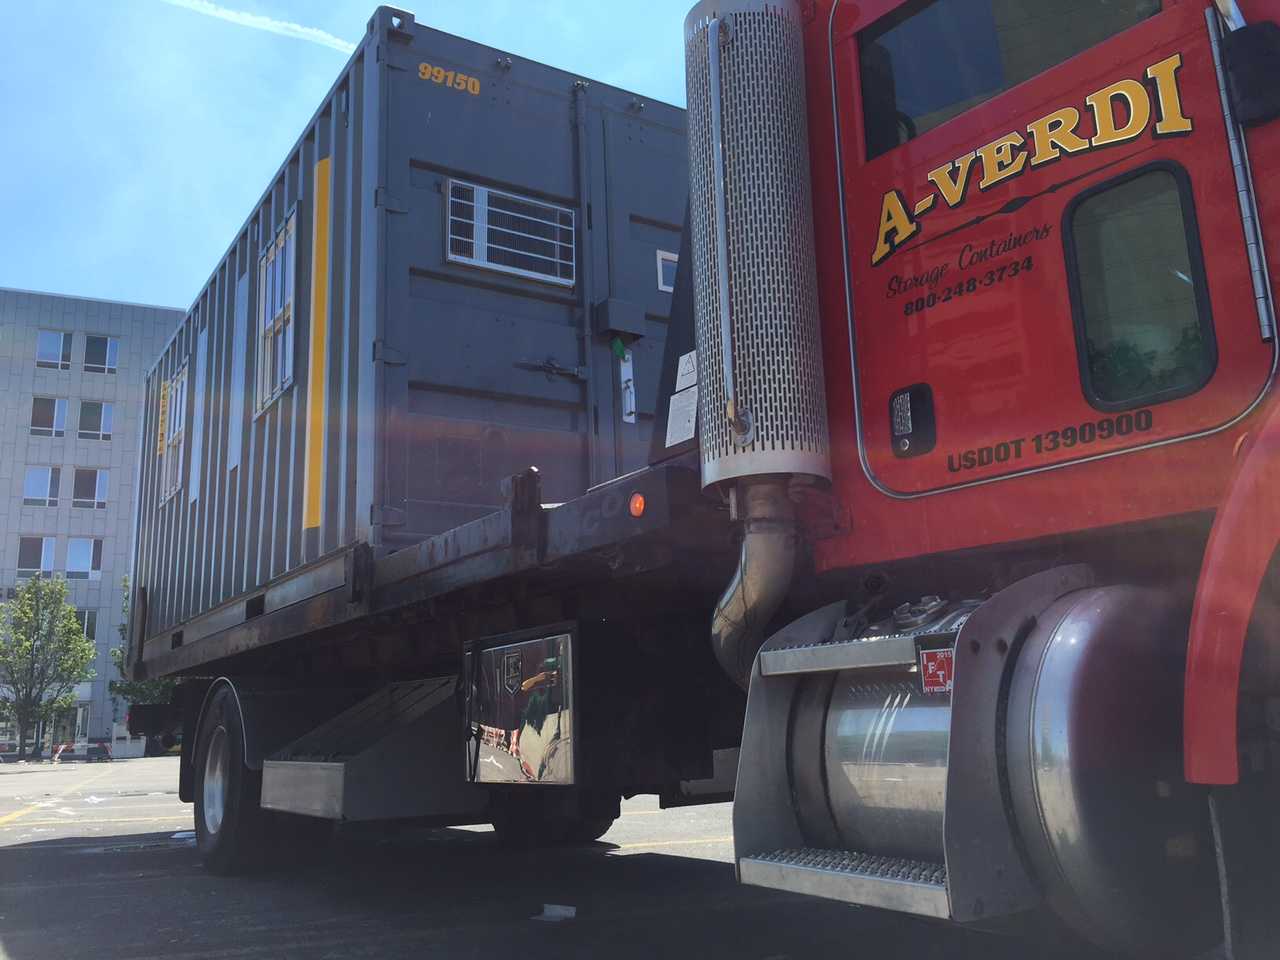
202;725;229;836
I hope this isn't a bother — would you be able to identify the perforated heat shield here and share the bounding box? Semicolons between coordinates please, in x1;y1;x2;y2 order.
684;0;831;488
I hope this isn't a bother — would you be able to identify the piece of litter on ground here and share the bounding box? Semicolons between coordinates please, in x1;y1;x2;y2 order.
84;795;104;804
531;904;576;923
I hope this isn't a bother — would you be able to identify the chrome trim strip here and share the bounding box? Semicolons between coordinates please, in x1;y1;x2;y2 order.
1207;6;1275;341
1214;0;1246;31
824;1;1277;502
708;16;748;442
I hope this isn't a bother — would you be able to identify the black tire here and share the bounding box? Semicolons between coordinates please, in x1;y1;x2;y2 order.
489;791;618;847
193;686;267;874
560;813;617;844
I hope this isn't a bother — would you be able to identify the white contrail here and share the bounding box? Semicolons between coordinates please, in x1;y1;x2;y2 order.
157;0;357;54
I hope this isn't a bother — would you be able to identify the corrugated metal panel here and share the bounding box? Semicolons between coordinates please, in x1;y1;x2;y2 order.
132;7;686;659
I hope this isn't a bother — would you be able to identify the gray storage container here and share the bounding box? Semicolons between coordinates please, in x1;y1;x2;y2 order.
132;6;686;644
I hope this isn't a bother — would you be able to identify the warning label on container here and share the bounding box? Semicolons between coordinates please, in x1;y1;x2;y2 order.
674;350;698;393
665;385;698;447
919;648;954;695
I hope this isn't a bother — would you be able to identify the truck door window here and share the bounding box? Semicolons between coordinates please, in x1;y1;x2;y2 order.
860;0;1161;159
1065;165;1215;410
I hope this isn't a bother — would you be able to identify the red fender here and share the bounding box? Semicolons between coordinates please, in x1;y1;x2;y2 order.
1185;395;1280;784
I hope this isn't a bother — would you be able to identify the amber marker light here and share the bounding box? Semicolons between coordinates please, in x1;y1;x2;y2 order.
629;493;646;518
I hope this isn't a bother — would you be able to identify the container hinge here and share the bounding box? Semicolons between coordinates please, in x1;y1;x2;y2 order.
514;357;587;381
373;340;407;366
371;505;406;527
375;187;407;214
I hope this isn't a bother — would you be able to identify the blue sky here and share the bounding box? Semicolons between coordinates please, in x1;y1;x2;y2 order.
0;0;690;310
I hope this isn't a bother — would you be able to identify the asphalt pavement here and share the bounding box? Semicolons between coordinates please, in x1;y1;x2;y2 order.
0;757;1117;960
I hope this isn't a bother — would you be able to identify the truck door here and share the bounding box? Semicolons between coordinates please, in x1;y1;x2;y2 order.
831;0;1272;494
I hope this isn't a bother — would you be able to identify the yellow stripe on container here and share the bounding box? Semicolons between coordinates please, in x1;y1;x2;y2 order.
303;156;332;531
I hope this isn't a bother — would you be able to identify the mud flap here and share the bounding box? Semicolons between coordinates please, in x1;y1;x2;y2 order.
1211;772;1280;960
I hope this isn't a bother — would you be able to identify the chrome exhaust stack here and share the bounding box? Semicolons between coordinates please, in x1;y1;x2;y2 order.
684;0;831;688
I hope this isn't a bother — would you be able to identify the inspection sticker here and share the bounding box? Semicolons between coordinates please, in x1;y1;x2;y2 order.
919;648;954;695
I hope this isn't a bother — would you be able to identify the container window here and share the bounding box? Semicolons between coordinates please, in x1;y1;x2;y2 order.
161;367;187;502
22;466;60;507
656;250;679;293
36;330;72;370
67;537;103;581
78;400;114;441
84;335;119;374
72;468;109;509
30;397;67;437
256;213;296;411
859;0;1161;159
17;536;55;579
447;179;575;286
1065;164;1215;410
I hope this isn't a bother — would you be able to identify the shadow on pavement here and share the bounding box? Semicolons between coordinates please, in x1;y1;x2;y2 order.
0;824;1113;960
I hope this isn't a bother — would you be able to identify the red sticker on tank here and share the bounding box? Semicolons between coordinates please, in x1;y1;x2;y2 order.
919;648;954;695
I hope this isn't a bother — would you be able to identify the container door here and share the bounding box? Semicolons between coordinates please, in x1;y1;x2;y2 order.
600;109;688;478
832;0;1270;494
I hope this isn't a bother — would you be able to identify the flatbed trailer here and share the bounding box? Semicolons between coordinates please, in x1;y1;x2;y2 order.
131;1;1280;957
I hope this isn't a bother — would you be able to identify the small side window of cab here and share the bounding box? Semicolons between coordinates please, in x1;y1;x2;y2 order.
1064;163;1216;410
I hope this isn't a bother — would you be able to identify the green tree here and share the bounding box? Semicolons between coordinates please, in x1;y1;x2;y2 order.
108;577;174;707
0;576;96;759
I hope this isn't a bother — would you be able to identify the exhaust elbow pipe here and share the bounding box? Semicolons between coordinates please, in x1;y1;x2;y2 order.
711;480;797;689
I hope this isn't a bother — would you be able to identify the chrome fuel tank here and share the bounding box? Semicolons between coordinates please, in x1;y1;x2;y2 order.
787;599;969;862
770;586;1218;954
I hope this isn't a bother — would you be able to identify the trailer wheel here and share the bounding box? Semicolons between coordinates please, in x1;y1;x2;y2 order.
560;812;617;844
193;686;266;874
489;790;618;846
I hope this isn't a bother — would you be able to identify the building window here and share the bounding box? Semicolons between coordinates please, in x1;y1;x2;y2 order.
859;0;1161;159
75;609;98;641
1065;164;1215;410
30;397;67;437
78;401;114;441
84;335;120;374
36;330;72;370
161;367;187;501
22;466;60;507
17;536;55;579
447;179;575;286
656;250;679;293
72;468;109;509
66;537;103;581
257;213;296;411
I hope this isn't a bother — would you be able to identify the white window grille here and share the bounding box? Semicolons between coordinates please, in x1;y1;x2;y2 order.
161;367;187;502
78;401;114;441
17;536;55;579
447;180;575;286
72;468;109;509
23;466;59;507
656;250;679;293
66;537;103;581
257;213;296;411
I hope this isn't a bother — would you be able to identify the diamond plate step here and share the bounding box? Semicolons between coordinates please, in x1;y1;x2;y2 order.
738;848;950;919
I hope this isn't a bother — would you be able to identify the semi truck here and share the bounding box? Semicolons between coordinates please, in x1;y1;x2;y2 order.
128;1;1280;957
